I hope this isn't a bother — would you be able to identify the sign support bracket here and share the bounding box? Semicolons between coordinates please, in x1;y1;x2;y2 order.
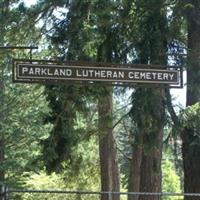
0;46;38;62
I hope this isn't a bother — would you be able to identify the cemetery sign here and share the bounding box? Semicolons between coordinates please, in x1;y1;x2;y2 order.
13;60;182;87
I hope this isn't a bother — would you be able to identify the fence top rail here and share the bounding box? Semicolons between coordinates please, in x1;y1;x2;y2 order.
5;189;200;197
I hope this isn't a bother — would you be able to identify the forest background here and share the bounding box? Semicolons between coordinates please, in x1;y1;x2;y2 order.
1;0;200;200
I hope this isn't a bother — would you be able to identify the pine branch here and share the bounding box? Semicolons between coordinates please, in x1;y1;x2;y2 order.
165;89;180;127
113;112;129;130
116;145;131;161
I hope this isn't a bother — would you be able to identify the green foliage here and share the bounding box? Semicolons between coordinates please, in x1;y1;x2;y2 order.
21;172;69;200
180;102;200;136
113;90;134;188
129;88;166;151
126;0;168;153
20;137;100;200
170;102;200;142
0;0;50;187
41;84;96;173
162;159;183;200
38;0;124;175
130;88;165;131
2;81;52;186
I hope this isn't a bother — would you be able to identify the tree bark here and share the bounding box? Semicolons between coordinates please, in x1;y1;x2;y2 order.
0;139;4;182
127;1;167;199
182;128;200;200
0;76;5;200
181;1;200;199
98;87;120;200
0;78;4;179
139;129;163;200
128;134;143;200
128;88;165;200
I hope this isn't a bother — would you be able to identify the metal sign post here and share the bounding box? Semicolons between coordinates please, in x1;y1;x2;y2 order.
0;46;38;61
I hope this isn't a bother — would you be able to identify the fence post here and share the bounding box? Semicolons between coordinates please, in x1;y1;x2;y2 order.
0;184;5;200
5;186;9;200
108;191;112;200
0;185;9;200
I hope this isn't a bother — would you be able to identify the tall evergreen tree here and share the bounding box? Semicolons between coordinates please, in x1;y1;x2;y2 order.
0;0;21;188
0;0;51;194
127;1;168;199
0;0;11;186
180;0;200;199
31;2;120;200
95;1;121;199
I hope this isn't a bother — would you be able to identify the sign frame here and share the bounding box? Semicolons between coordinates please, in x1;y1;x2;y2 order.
12;59;183;88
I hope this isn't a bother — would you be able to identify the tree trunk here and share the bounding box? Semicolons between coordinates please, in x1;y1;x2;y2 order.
128;88;165;200
182;128;200;200
181;1;200;199
128;133;143;200
139;129;163;200
98;87;120;200
0;139;4;182
0;76;5;200
128;1;167;199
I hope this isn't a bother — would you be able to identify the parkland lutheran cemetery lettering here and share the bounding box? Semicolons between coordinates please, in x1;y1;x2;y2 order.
13;61;181;86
